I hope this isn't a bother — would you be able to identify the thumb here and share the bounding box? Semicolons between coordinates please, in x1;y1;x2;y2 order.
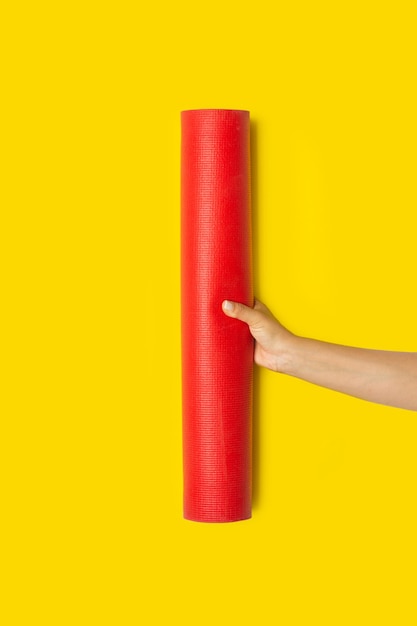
222;300;262;327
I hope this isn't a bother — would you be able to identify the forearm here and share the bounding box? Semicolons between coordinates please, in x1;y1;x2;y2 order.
283;337;417;411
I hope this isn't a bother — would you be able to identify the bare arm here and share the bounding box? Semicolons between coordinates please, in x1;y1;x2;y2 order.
222;299;417;411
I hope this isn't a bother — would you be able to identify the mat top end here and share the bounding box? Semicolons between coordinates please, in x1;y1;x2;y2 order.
181;108;250;114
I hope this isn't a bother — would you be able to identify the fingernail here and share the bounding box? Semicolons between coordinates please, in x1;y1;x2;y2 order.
223;300;234;311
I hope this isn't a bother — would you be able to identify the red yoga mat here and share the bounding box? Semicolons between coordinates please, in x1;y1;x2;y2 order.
181;109;253;523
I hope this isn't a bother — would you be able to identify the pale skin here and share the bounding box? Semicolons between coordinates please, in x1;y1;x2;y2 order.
222;299;417;412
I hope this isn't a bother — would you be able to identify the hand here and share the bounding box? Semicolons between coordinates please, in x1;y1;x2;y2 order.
223;299;417;411
222;299;297;373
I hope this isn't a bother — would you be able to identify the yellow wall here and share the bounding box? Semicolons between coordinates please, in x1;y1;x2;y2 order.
2;1;417;623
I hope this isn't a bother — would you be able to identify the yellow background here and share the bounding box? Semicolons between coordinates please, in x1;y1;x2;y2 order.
1;1;417;623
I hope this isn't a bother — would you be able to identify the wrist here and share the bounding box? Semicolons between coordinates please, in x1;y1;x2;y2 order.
272;333;305;375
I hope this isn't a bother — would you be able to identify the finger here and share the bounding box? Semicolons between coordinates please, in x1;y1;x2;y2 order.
222;300;262;326
253;299;271;315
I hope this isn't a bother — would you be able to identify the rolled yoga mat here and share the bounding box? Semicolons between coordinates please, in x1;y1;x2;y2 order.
181;109;253;523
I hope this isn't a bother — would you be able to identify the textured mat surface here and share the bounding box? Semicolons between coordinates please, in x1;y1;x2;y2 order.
181;109;253;522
